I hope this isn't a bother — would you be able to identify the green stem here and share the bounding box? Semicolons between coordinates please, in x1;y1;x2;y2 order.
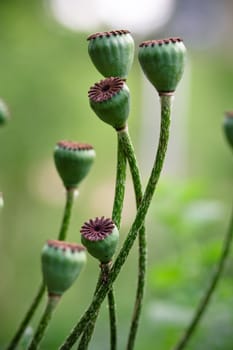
107;288;117;350
27;296;60;350
118;128;143;208
77;264;116;350
118;128;146;350
172;205;233;350
76;134;127;349
112;132;128;228
76;317;97;350
7;188;75;350
58;188;76;240
59;94;171;350
6;283;46;350
108;132;127;350
76;269;103;349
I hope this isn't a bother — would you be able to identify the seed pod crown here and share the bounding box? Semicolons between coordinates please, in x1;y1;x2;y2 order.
88;77;130;130
81;216;119;263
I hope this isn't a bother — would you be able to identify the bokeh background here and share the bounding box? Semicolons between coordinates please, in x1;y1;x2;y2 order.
0;0;233;349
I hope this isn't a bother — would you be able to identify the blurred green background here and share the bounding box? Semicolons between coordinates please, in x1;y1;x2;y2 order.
0;0;233;349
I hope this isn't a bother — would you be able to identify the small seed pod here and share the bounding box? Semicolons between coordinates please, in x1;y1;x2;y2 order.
41;240;86;296
54;141;95;190
138;38;186;94
0;99;10;126
88;77;130;130
223;112;233;150
80;216;119;263
87;29;135;79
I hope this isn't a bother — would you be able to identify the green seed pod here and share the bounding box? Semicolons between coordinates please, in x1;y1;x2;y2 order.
87;29;135;79
81;216;119;263
54;141;95;190
138;37;186;94
223;112;233;150
88;77;130;130
41;240;86;296
0;99;10;126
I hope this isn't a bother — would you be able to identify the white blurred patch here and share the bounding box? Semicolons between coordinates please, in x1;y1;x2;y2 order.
27;158;65;205
147;300;192;325
89;177;136;225
184;200;225;224
49;0;175;34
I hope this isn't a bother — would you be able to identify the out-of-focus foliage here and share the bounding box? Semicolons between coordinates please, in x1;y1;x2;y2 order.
143;179;233;350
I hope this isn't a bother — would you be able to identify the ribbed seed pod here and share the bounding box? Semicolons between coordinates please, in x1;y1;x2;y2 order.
138;37;186;94
223;112;233;150
41;240;86;296
81;216;119;263
87;29;135;79
88;77;130;130
54;141;95;189
0;99;10;126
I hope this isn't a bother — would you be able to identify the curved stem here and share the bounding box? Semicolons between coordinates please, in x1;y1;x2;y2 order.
7;188;75;350
58;188;75;240
77;134;127;350
76;317;97;350
77;268;103;349
108;132;127;350
77;286;117;350
107;288;117;350
77;263;116;350
76;267;117;350
118;128;146;350
6;283;46;350
118;128;143;208
59;94;171;350
27;296;60;350
112;132;128;229
172;205;233;350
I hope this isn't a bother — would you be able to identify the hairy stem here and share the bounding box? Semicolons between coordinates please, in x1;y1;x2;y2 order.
59;94;172;350
118;128;146;350
7;188;75;350
27;296;60;350
76;318;96;350
112;132;128;229
6;283;46;350
58;188;76;240
172;205;233;350
77;134;127;349
77;263;115;350
107;287;117;350
108;132;127;350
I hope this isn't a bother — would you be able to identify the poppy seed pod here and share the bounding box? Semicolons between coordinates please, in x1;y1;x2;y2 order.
54;141;95;190
88;77;130;130
41;240;86;296
138;38;186;94
81;216;119;263
87;29;135;79
0;99;10;126
223;112;233;150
